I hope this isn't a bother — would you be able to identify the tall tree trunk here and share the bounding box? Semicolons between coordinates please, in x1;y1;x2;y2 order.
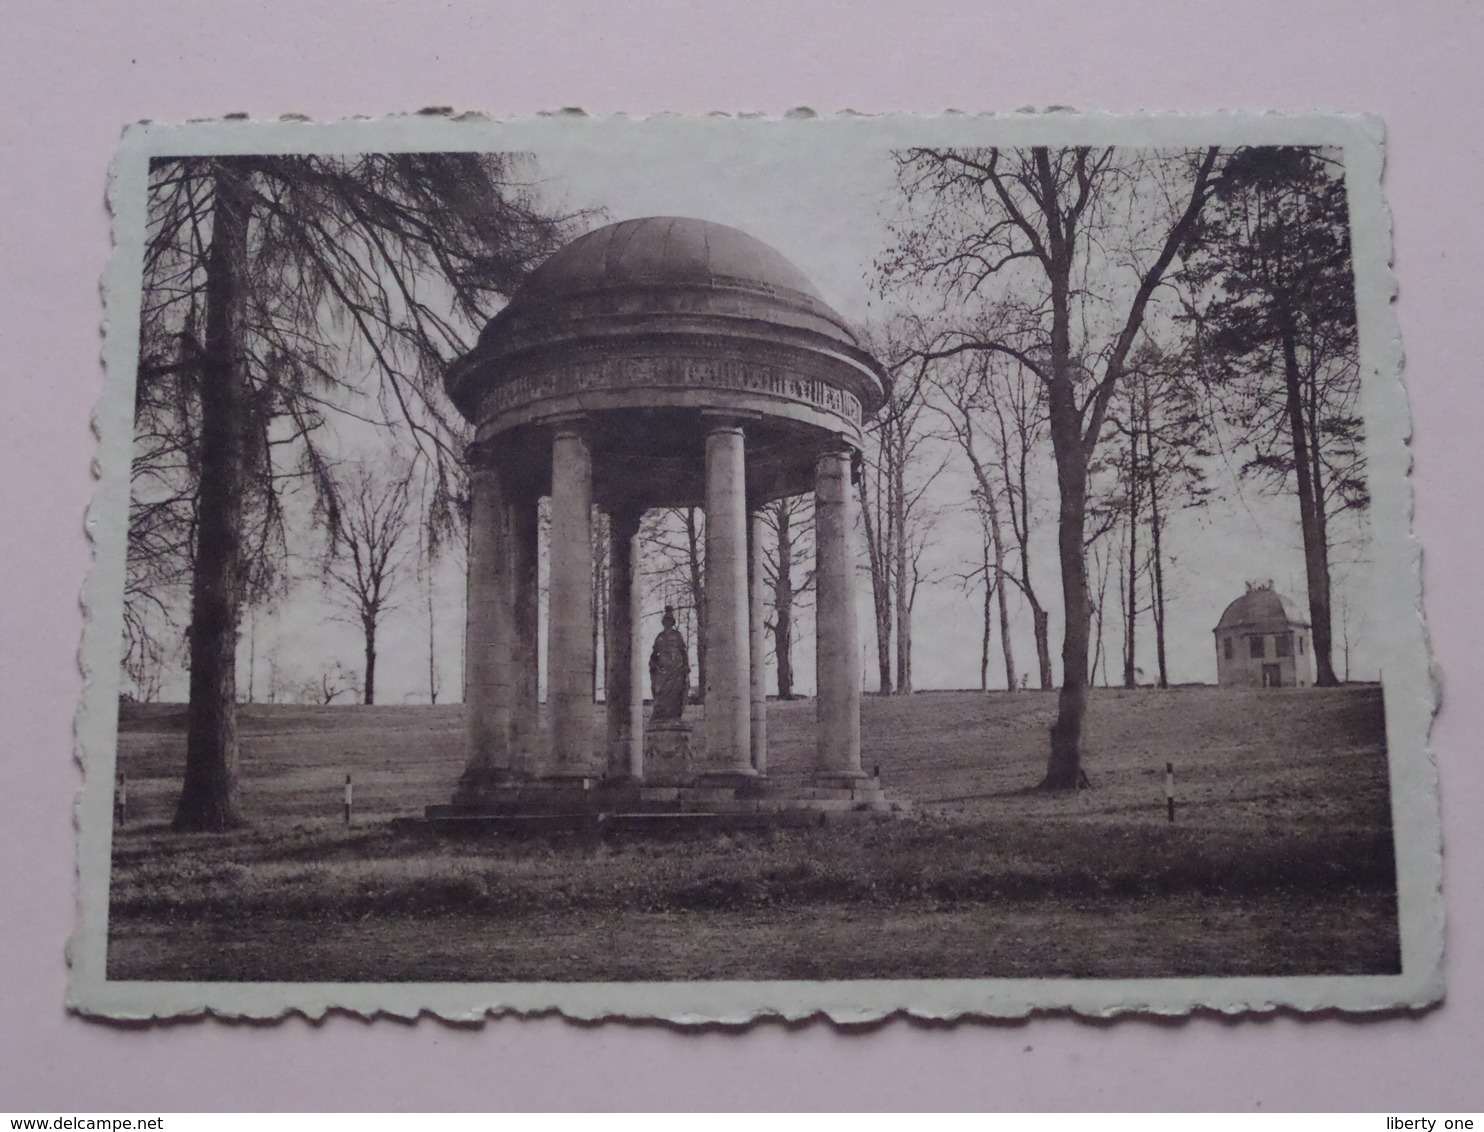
1116;530;1130;683
982;488;1016;691
684;507;706;699
775;600;794;700
246;611;256;705
1045;338;1093;788
363;618;376;705
1018;498;1053;689
1342;601;1351;682
857;475;893;694
426;563;438;704
772;500;796;699
1046;440;1092;787
980;600;991;691
1046;242;1092;788
1028;602;1052;689
979;534;992;691
1008;439;1053;690
1146;420;1169;689
1092;543;1111;688
1306;362;1337;683
1123;428;1140;689
892;448;912;694
1281;316;1338;686
960;444;1017;692
174;160;251;832
997;569;1015;692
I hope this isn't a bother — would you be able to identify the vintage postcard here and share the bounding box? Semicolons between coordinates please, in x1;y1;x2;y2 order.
71;112;1440;1022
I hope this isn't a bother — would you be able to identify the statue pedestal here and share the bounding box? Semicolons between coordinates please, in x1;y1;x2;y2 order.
644;720;695;785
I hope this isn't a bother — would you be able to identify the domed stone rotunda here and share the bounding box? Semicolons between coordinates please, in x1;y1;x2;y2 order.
433;217;898;825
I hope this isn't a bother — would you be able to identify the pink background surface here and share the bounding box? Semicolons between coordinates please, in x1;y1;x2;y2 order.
2;0;1481;1111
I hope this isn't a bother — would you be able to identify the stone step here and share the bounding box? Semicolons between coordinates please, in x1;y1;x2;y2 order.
408;804;907;836
776;797;861;813
674;786;740;805
426;778;909;823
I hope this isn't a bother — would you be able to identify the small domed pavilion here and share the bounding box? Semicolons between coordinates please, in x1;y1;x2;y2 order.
433;217;898;822
1214;582;1314;688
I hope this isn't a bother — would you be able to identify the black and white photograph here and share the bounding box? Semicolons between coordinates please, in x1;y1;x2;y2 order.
73;114;1437;1021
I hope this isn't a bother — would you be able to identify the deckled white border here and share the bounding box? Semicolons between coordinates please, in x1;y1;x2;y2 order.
70;111;1441;1023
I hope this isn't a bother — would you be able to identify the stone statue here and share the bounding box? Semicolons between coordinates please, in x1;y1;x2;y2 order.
648;607;691;722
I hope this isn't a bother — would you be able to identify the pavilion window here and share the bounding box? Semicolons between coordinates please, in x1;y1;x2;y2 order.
1249;635;1266;659
1275;632;1293;658
1299;635;1306;655
1223;636;1233;660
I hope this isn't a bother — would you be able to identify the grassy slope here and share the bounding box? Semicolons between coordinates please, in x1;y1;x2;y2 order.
108;686;1399;982
117;684;1391;828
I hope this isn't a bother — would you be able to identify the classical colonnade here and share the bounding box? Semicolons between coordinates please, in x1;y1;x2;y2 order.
460;416;865;792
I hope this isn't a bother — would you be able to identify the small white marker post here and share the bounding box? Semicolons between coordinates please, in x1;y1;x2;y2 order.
1165;761;1175;823
343;773;353;826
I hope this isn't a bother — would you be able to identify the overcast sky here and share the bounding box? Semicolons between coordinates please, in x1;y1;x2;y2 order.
135;134;1378;704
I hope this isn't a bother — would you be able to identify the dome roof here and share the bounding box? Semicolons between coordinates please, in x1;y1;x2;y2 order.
479;216;866;351
523;216;827;302
446;216;892;447
1215;584;1310;631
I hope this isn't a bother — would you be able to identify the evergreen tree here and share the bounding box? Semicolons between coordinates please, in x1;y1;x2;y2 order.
133;153;577;829
1183;147;1366;687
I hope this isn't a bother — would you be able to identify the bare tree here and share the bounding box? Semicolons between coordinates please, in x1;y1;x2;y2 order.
856;328;946;696
759;495;814;700
262;651;360;705
1088;534;1117;687
301;663;363;706
415;480;463;705
925;353;1013;690
952;516;1002;692
924;348;1055;690
1123;415;1144;690
325;463;414;705
1114;503;1150;688
989;359;1055;690
857;441;895;695
894;491;942;696
881;146;1225;786
1095;344;1211;688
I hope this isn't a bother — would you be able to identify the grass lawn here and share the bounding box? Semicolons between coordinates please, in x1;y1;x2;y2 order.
106;685;1400;983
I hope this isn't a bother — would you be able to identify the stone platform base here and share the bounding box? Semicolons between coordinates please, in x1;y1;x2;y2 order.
408;777;911;836
642;721;695;785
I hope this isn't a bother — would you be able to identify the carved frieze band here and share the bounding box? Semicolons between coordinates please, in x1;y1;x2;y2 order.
479;354;864;426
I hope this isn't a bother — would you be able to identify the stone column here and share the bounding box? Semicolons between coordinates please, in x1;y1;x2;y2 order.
605;506;645;781
749;506;769;776
814;447;864;783
455;463;515;803
701;419;754;780
509;493;542;776
548;426;596;778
